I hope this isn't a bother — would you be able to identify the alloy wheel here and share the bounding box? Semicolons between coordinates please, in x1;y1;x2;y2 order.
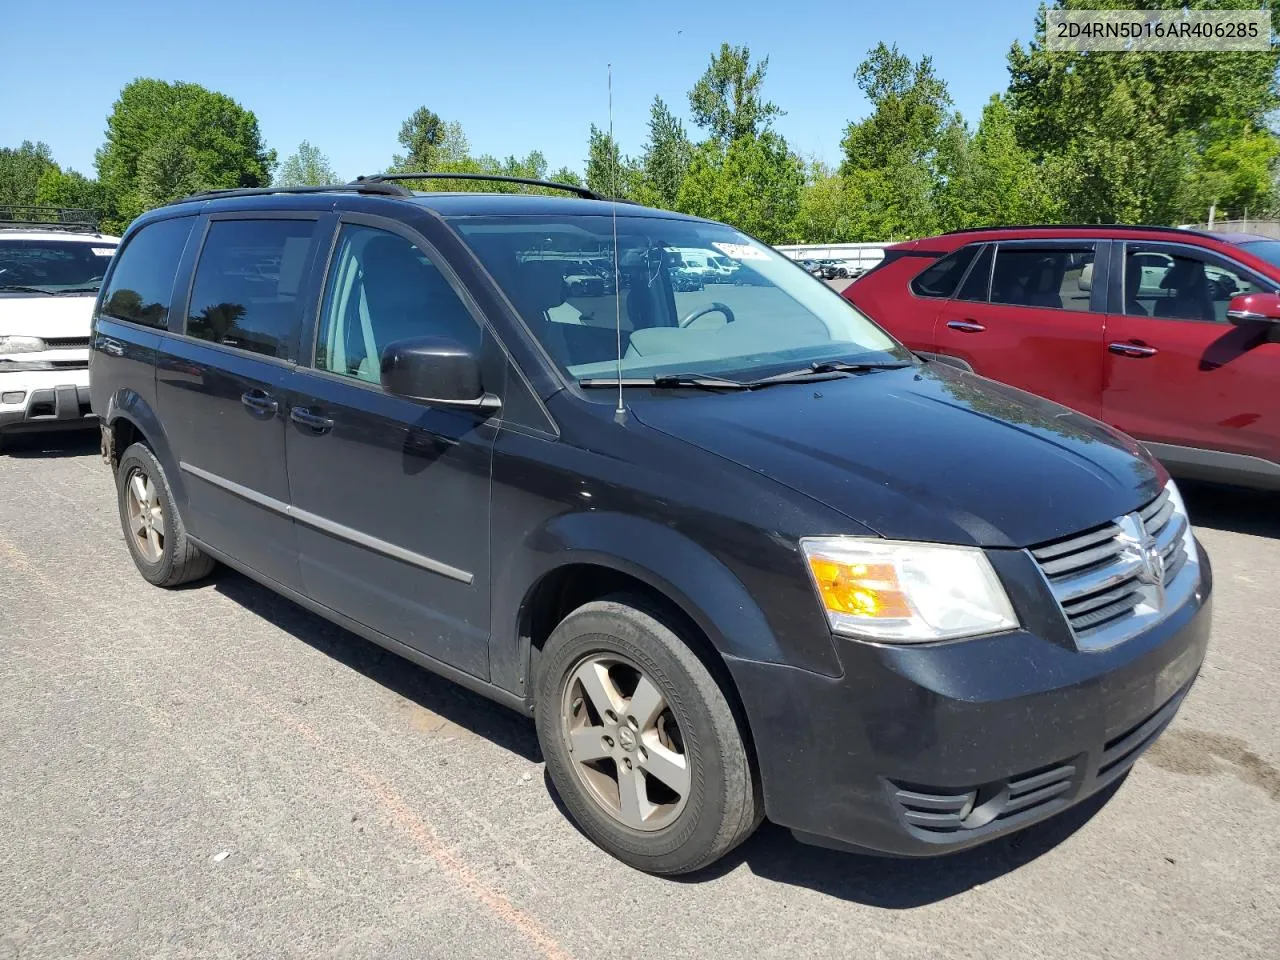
125;468;166;563
560;653;691;831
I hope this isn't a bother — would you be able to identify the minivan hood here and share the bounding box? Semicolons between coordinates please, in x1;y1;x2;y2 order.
630;363;1162;548
0;294;96;338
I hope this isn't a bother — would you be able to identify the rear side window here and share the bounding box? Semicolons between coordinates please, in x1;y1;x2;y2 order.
101;216;196;328
910;246;978;298
956;244;994;301
186;219;318;359
990;245;1095;311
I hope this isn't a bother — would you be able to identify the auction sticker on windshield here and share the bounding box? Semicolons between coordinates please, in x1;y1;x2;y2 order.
712;242;770;261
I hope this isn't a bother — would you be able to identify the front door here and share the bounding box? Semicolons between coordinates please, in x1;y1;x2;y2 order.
157;215;325;590
285;219;497;678
932;240;1106;418
1102;241;1280;463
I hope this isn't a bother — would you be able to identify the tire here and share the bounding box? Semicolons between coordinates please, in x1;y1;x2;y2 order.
535;594;760;874
116;441;216;587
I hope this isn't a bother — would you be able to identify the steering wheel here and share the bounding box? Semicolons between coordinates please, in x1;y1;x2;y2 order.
679;302;736;328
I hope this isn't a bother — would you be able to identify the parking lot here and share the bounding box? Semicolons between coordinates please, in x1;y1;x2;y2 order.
1;431;1277;960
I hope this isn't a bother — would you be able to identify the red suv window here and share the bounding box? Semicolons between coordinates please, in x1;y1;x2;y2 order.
910;246;979;298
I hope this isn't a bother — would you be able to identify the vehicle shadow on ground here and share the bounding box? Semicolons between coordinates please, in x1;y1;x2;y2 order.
213;556;1127;907
0;430;99;459
210;571;542;764
1180;479;1280;539
694;781;1123;906
543;765;1124;906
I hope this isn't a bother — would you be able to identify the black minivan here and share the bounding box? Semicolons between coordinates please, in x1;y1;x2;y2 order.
89;175;1212;874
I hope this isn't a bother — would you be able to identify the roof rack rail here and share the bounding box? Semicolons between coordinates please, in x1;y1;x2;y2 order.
943;223;1206;238
0;205;101;233
179;181;412;202
356;172;606;201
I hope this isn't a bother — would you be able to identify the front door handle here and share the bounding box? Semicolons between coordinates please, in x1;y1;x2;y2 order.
240;389;279;416
947;320;986;333
290;406;335;435
1108;342;1158;359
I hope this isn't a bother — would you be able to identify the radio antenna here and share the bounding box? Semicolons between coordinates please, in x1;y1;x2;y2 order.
609;63;625;420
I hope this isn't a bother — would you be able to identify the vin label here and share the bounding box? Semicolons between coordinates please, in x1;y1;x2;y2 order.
1046;9;1271;52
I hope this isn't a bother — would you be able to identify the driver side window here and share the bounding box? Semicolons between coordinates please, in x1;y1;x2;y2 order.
315;224;481;384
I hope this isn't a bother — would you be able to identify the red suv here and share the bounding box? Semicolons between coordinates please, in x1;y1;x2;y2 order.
846;225;1280;490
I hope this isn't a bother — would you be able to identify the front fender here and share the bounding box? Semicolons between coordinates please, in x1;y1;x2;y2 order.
491;509;841;698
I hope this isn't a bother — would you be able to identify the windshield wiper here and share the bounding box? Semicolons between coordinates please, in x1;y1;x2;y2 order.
0;285;56;295
579;373;749;390
746;359;912;387
53;286;102;295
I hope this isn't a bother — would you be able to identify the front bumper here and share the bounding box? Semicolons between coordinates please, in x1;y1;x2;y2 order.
727;545;1212;857
0;368;94;436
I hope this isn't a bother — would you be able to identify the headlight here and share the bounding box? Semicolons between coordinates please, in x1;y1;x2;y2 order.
800;537;1019;643
1164;478;1201;581
0;336;45;355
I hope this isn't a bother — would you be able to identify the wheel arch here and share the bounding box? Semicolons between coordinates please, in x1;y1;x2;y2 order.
103;390;187;506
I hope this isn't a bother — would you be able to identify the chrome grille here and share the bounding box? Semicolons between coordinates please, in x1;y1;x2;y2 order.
43;336;91;350
1031;485;1193;650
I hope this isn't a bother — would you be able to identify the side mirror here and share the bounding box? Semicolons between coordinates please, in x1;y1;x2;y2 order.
380;337;501;413
1226;292;1280;327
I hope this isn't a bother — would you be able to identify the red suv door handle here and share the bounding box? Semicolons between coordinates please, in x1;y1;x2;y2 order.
1108;342;1158;359
947;320;986;333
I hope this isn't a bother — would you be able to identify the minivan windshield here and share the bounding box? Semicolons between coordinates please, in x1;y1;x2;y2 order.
0;238;117;295
452;215;910;384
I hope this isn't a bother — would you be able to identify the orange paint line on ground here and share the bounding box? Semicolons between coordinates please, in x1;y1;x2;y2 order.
275;711;574;960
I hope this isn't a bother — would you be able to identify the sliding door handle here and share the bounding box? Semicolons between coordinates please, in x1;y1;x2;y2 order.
290;406;334;435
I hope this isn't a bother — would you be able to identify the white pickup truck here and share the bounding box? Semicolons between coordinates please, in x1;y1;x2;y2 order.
0;210;118;451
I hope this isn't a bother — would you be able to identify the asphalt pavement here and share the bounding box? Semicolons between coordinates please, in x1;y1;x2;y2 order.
1;431;1277;960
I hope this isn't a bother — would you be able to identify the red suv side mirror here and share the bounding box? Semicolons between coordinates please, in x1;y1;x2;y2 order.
1226;292;1280;326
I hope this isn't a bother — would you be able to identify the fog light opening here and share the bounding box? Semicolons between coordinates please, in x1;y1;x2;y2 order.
1;391;26;405
960;782;1011;829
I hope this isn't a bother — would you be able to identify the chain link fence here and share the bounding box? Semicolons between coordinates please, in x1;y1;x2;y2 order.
1181;219;1280;239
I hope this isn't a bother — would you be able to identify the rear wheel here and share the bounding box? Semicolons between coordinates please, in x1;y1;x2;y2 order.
535;595;760;874
116;442;215;587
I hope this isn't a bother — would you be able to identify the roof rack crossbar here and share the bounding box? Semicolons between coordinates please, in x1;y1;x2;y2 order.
943;223;1207;239
179;181;412;202
357;172;605;201
0;205;100;232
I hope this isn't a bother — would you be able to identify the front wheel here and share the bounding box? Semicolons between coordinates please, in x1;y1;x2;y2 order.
535;595;760;874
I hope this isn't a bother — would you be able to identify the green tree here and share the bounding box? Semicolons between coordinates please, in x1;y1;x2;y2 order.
634;96;692;208
133;139;202;214
1007;0;1280;223
585;124;636;198
277;141;339;186
689;43;782;146
0;141;58;206
795;160;866;243
96;79;275;229
34;167;107;216
840;43;962;238
390;107;471;173
675;133;802;243
938;95;1057;229
548;166;584;187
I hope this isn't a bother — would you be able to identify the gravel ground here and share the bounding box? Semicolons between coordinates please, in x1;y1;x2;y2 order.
1;431;1276;960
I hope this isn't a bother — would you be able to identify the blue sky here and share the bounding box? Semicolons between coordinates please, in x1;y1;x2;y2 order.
2;0;1041;181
